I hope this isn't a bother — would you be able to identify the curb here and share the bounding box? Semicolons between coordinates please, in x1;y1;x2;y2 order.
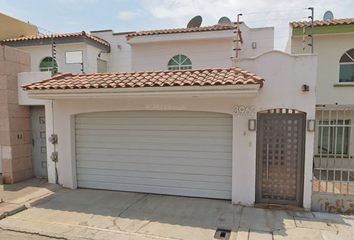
0;204;27;220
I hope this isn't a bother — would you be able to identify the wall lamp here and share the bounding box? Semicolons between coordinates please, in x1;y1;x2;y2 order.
307;119;316;132
248;119;257;131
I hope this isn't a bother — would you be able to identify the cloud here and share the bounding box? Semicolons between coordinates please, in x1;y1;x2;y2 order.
116;9;145;20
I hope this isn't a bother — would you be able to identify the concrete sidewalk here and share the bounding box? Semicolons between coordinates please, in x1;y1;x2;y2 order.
1;178;354;240
0;176;65;220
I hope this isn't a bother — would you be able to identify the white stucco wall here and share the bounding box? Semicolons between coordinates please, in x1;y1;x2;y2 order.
234;51;317;209
25;51;317;210
238;23;274;59
130;38;234;71
129;23;274;72
291;32;354;105
91;30;132;73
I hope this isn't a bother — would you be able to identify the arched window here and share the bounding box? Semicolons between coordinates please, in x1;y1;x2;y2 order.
339;49;354;83
39;57;58;72
167;55;192;70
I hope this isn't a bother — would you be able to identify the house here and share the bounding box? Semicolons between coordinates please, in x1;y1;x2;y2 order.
2;20;273;180
14;20;317;210
288;18;354;213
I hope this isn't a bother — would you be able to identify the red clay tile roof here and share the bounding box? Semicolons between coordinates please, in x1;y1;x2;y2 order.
290;18;354;28
126;24;237;40
22;67;264;91
1;31;110;47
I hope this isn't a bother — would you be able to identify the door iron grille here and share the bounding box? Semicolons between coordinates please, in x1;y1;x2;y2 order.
256;109;305;206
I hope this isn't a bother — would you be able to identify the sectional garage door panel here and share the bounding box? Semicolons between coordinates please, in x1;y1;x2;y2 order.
75;111;232;199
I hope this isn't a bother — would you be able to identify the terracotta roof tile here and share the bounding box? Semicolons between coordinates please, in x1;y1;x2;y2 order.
22;67;264;91
126;24;237;40
1;31;110;48
290;18;354;28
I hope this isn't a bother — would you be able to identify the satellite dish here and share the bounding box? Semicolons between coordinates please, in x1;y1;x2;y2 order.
323;11;334;20
187;15;202;28
218;16;231;25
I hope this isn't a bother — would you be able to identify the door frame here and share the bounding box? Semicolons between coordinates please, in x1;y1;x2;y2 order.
255;111;306;206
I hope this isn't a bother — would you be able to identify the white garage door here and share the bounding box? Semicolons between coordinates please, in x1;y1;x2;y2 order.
75;111;232;199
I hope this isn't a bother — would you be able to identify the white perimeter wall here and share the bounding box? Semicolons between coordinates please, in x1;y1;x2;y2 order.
36;51;317;210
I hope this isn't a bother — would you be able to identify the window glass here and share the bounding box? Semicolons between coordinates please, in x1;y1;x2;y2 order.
167;55;192;70
339;49;354;83
339;65;354;82
40;57;58;72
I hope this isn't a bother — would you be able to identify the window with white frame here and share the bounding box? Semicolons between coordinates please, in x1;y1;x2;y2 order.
167;55;192;70
317;120;350;155
40;57;58;72
339;49;354;83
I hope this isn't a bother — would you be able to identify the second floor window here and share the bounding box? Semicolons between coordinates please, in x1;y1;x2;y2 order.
40;57;58;73
339;49;354;83
167;55;192;70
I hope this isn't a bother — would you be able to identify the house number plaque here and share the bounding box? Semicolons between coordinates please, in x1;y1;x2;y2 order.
234;105;256;116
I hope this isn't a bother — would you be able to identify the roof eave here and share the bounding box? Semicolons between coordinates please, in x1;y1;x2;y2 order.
25;84;262;100
127;30;236;44
2;36;110;52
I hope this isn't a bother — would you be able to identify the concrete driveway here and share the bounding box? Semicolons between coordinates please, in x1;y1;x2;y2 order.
1;185;354;240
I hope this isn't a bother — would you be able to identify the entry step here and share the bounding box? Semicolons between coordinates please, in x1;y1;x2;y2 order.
254;203;303;212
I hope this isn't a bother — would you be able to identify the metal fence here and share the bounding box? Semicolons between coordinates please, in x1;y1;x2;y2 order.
313;107;354;195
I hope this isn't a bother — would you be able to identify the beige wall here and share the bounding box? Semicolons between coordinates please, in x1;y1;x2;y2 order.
291;32;354;105
0;46;32;183
0;13;38;41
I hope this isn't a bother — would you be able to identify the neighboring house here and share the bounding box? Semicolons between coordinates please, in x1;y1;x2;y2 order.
16;21;317;210
2;32;110;74
0;13;37;41
0;13;37;180
288;18;354;213
1;32;111;178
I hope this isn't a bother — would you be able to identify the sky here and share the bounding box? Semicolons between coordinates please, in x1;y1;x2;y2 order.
1;0;352;50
